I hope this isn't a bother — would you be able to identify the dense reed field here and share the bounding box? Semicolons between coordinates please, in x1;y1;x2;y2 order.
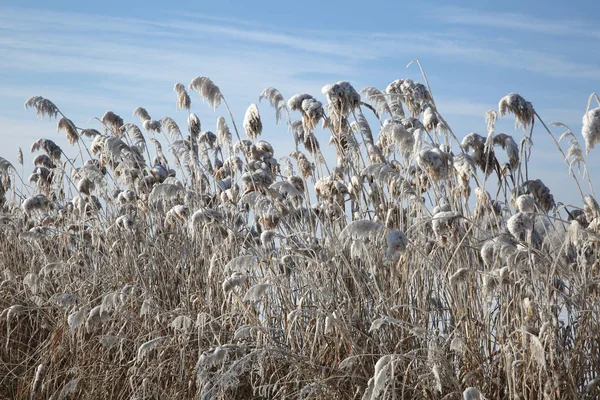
1;65;600;399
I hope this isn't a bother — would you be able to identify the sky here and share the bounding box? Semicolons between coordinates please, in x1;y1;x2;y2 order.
1;0;599;206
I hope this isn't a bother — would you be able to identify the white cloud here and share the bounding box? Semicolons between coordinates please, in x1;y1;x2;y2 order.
428;6;600;39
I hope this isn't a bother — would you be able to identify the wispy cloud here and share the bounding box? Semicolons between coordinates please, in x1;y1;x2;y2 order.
428;6;600;39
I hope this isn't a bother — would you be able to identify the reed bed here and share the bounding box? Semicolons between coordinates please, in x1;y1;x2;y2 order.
1;66;599;399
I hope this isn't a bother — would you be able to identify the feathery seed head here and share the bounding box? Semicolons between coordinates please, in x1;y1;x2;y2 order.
174;83;185;95
288;94;324;133
518;179;555;212
33;154;56;169
422;103;438;130
142;119;161;133
31;138;62;161
22;194;51;215
133;107;151;123
386;229;408;262
485;110;498;134
417;147;451;181
243;104;262;140
493;133;519;169
400;79;432;116
77;177;95;196
582;107;600;154
101;111;124;135
174;82;191;110
216;116;232;149
584;195;600;222
57;117;79;145
321;81;361;122
189;76;222;110
25;96;59;119
507;211;533;241
498;93;534;131
385;79;406;118
177;89;191;111
361;86;391;117
259;87;287;124
188;113;201;136
515;194;536;213
463;387;484;400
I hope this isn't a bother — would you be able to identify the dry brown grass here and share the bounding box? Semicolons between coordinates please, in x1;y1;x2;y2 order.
1;75;599;399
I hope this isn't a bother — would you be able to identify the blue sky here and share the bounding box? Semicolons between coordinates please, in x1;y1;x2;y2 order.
1;1;599;206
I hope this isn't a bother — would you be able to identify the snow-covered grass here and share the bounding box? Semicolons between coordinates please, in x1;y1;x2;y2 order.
1;71;599;399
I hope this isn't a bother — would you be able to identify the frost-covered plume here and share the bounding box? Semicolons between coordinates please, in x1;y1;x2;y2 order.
198;131;217;149
366;143;386;164
173;82;191;111
31;364;46;394
77;177;95;196
515;194;536;213
22;194;51;215
582;107;600;154
216;116;232;150
143;119;161;134
338;220;386;247
417;147;452;181
498;93;534;131
260;230;279;249
222;272;248;293
289;151;314;179
288;94;324;133
360;86;391;117
25;96;59;119
243;282;272;302
352;108;374;144
29;167;53;194
492;133;520;170
321;81;360;131
453;152;476;179
422;103;438;130
518;179;555;212
121;123;147;152
378;119;414;157
453;153;476;190
188;76;222;110
385;79;406;119
432;211;462;245
473;188;500;219
161;117;182;141
101;111;124;135
385;230;408;262
243;104;262;141
507;211;534;242
115;215;135;230
463;387;485;400
454;153;476;198
485;110;497;135
315;174;349;207
133;107;151;124
259;87;287;124
57;117;79;145
188;113;201;137
117;189;136;204
400;79;433;117
136;336;170;364
461;132;497;176
584;195;600;230
31;138;62;161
